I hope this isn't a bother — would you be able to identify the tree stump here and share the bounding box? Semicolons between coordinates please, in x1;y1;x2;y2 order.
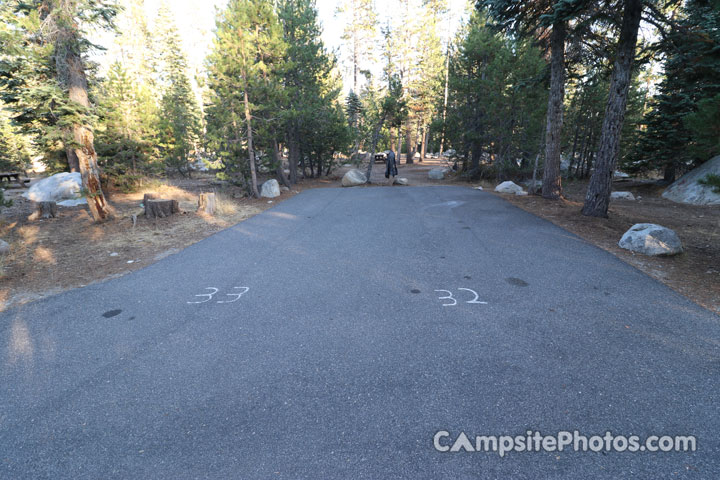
145;199;179;219
197;193;216;215
143;193;157;207
29;201;57;220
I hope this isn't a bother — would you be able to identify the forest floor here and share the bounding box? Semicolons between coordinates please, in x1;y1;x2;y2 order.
0;172;341;311
1;158;718;315
495;178;720;315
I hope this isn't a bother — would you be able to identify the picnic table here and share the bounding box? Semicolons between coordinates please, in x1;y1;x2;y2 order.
0;172;29;188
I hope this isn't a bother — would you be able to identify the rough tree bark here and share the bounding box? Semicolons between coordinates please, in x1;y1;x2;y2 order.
582;0;643;218
146;199;179;219
439;46;450;155
53;11;113;221
273;139;291;188
405;122;414;164
287;129;300;184
365;114;386;182
542;21;566;200
243;87;260;198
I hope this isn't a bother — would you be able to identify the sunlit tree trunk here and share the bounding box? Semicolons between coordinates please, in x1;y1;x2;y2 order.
243;87;260;198
52;1;113;221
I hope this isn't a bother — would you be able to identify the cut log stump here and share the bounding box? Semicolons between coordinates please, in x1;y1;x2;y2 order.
29;201;58;220
197;193;216;215
145;199;179;219
143;193;157;206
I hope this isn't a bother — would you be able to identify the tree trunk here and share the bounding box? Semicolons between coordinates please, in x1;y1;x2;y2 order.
273;139;291;188
662;162;676;184
365;114;386;182
439;46;450;155
287;129;299;184
405;122;414;164
582;0;642;218
57;42;113;221
396;134;402;163
470;140;482;171
542;21;566;200
243;87;260;198
420;127;428;161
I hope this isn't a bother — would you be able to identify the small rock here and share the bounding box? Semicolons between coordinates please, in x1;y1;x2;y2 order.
428;168;450;180
618;224;683;256
280;186;290;192
610;191;636;201
342;169;367;187
394;177;408;185
127;260;134;264
614;170;630;179
260;179;281;198
494;181;526;195
475;186;483;190
109;252;119;257
0;239;10;255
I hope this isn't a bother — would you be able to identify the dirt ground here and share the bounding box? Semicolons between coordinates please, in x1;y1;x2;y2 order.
0;174;313;311
2;158;718;315
493;179;720;315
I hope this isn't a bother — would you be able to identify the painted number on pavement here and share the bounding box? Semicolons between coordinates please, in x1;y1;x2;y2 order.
434;288;488;307
187;287;250;304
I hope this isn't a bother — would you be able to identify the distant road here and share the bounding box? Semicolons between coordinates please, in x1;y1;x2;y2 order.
1;186;718;478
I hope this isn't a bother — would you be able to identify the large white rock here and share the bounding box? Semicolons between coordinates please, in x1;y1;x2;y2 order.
341;169;367;187
610;191;635;201
58;197;88;207
494;181;526;195
260;179;281;198
662;155;720;205
614;170;630;179
23;172;82;203
428;167;450;180
394;177;408;185
618;224;683;256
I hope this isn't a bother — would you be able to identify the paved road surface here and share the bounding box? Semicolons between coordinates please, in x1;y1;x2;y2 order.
1;186;718;479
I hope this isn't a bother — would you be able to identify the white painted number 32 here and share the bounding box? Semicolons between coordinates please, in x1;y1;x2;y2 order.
187;287;250;304
434;288;488;307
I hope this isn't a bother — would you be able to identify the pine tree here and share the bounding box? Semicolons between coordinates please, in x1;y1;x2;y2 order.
206;0;286;196
630;0;720;180
444;9;546;176
154;4;202;177
0;102;32;171
582;0;644;218
483;0;591;199
0;0;116;221
337;0;378;93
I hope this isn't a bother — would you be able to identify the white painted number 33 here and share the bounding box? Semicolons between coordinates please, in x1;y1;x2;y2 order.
187;287;250;304
434;288;488;307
